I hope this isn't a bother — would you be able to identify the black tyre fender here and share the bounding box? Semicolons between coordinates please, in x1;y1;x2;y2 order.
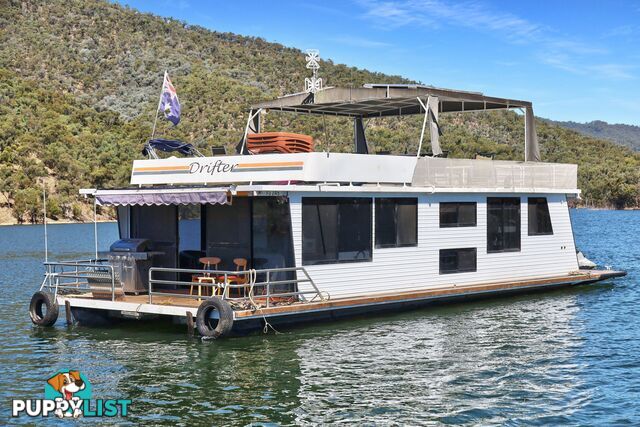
195;297;234;338
29;291;59;327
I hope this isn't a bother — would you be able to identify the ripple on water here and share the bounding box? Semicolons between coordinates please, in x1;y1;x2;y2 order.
0;212;639;425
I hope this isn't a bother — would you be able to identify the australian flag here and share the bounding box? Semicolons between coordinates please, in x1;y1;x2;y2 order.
159;73;181;126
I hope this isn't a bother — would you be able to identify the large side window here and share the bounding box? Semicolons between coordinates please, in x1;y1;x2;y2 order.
487;197;521;253
375;198;418;248
528;197;553;235
440;202;477;227
205;198;251;271
302;198;372;265
439;248;477;274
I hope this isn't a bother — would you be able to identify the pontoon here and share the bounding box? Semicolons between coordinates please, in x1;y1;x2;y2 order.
29;84;626;338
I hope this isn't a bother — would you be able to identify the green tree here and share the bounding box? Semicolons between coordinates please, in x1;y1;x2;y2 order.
13;188;42;224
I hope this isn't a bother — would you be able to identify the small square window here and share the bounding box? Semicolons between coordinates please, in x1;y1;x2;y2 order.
439;248;477;274
440;202;477;227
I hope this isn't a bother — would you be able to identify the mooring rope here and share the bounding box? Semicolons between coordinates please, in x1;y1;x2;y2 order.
245;268;280;335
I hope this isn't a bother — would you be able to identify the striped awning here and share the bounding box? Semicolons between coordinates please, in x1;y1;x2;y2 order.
93;189;228;206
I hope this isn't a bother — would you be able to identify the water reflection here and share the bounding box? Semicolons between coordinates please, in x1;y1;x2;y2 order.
1;211;639;425
290;292;588;424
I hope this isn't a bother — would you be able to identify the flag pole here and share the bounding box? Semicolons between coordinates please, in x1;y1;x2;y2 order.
150;70;167;140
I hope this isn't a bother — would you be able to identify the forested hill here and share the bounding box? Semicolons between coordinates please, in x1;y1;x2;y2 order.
0;0;639;224
547;120;640;152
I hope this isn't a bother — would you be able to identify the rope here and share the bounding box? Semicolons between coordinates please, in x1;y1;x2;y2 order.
309;290;330;302
245;269;280;335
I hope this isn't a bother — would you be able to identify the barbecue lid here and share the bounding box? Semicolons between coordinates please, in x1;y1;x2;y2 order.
109;238;151;252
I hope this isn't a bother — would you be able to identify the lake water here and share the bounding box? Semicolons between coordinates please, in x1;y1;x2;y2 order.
1;209;638;425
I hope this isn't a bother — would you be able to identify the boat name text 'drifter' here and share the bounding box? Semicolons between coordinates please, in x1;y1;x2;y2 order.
189;160;237;174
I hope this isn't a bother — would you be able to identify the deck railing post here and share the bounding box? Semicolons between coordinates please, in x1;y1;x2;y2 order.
53;275;59;298
266;271;271;308
148;269;153;304
110;265;114;301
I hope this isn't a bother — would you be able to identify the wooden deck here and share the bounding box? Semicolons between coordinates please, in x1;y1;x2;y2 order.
65;269;625;321
232;269;624;319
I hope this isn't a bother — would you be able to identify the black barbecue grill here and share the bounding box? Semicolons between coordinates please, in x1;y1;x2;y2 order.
103;239;162;294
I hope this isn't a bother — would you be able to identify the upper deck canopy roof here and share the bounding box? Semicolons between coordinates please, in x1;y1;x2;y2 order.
251;84;532;118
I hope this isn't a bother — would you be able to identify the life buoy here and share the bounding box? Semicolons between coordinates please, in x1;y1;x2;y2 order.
195;297;234;338
29;291;59;326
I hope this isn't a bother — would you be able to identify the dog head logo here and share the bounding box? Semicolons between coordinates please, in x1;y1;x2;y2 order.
44;370;91;418
47;371;89;400
47;371;86;400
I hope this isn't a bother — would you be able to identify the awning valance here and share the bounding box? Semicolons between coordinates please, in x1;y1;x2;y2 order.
94;190;228;206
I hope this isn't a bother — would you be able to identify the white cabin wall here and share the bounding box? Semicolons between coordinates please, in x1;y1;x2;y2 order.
289;192;579;299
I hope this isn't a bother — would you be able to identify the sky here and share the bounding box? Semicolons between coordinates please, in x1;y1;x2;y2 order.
117;0;640;125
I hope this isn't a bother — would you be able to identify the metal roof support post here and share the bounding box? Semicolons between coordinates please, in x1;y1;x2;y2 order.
524;106;541;162
427;96;442;156
354;117;369;154
416;97;429;157
416;97;442;157
524;109;527;161
236;108;262;155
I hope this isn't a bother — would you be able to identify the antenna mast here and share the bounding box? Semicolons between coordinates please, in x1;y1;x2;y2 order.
304;49;323;94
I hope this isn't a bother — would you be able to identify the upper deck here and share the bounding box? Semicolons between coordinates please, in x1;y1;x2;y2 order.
126;152;578;195
89;84;578;197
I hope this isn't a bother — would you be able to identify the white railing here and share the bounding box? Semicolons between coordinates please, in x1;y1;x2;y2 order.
40;259;118;300
148;266;326;308
40;261;327;308
412;157;578;190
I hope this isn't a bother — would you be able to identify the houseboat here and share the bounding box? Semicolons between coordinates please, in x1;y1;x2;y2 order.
29;84;626;338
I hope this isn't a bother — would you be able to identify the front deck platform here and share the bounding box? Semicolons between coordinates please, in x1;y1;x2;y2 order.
57;269;626;333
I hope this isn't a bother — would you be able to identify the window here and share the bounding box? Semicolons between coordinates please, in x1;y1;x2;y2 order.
116;206;130;238
375;198;418;248
440;202;477;227
178;205;202;279
528;197;553;235
302;198;372;265
440;248;477;274
178;205;201;254
130;205;178;281
253;198;296;292
205;198;251;270
487;197;521;253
